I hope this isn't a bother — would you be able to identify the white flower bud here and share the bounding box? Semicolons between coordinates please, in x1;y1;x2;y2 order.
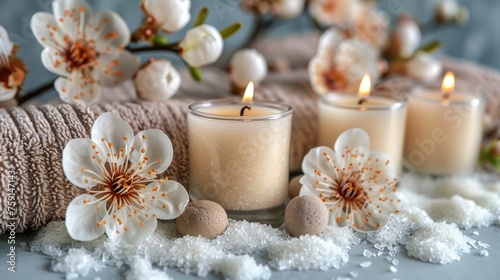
179;24;223;68
406;53;442;82
229;49;268;88
435;0;459;23
392;17;421;58
135;59;181;101
141;0;191;33
273;0;305;19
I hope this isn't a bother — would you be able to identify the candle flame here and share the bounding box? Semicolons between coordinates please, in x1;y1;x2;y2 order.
358;74;371;99
242;82;254;103
441;71;455;94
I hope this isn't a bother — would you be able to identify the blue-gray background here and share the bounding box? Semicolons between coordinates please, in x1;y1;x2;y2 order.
0;0;498;97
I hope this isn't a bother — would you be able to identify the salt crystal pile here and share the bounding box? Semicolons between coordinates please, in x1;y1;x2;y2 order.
215;255;271;280
434;177;500;216
363;249;373;257
406;222;476;264
268;235;349;271
426;196;495;229
124;256;172;280
52;248;104;279
321;225;360;247
367;213;420;250
213;220;287;254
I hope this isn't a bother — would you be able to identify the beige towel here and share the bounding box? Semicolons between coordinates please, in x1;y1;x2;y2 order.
1;32;499;233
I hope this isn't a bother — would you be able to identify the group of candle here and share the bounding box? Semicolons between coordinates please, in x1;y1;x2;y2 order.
187;72;486;223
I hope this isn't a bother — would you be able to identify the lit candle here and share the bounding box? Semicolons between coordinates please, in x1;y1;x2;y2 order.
404;72;486;174
318;75;407;170
187;82;293;224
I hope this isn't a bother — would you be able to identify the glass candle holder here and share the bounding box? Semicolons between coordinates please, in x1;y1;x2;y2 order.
188;99;292;225
318;93;407;171
403;89;486;175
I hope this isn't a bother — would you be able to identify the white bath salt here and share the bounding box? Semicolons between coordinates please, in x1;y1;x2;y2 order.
377;251;383;257
434;177;500;215
426;196;495;229
472;231;479;236
398;207;434;227
336;277;351;280
52;248;104;279
268;235;349;271
94;277;102;280
389;266;397;273
392;259;399;266
359;261;372;268
480;250;489;257
367;214;416;249
393;246;401;253
213;220;287;255
349;270;359;278
386;256;393;261
321;225;361;247
124;256;172;280
406;222;476;264
478;241;490;248
215;255;271;280
363;249;373;258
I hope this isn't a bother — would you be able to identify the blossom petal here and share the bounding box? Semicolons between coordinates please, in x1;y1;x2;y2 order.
334;128;370;157
54;74;101;105
131;129;173;176
308;55;329;95
97;50;140;87
62;138;106;189
142;180;189;220
52;0;93;41
361;151;397;185
317;27;343;55
65;194;106;241
86;11;130;51
31;12;65;50
91;112;134;165
0;25;13;54
106;208;157;246
302;146;338;179
41;47;70;77
328;204;350;227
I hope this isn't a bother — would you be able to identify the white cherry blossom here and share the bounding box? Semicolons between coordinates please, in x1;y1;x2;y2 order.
309;28;380;94
309;0;362;28
300;129;400;232
0;25;27;102
63;112;189;246
31;0;140;105
141;0;191;33
406;53;443;82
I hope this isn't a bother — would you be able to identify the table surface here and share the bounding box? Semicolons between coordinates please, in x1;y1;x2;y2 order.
0;226;499;280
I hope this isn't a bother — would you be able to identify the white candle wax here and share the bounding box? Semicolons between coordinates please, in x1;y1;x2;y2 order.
188;100;292;212
318;94;407;170
404;91;486;174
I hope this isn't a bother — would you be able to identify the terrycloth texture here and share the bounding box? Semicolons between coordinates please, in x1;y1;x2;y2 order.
1;32;500;233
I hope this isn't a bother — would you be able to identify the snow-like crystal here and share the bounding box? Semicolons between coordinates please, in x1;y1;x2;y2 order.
350;270;358;278
478;241;490;248
51;248;104;279
426;196;495;229
268;235;349;271
213;220;286;255
124;256;172;280
359;261;372;268
392;259;399;266
336;277;351;280
216;255;271;280
480;250;489;257
406;222;475;264
363;249;373;258
472;231;479;236
389;266;398;273
377;251;383;257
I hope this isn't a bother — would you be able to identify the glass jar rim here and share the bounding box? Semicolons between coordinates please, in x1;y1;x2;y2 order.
188;98;293;121
319;93;407;111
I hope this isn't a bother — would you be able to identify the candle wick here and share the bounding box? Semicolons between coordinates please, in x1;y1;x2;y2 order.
240;106;252;116
357;98;367;105
442;92;450;100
